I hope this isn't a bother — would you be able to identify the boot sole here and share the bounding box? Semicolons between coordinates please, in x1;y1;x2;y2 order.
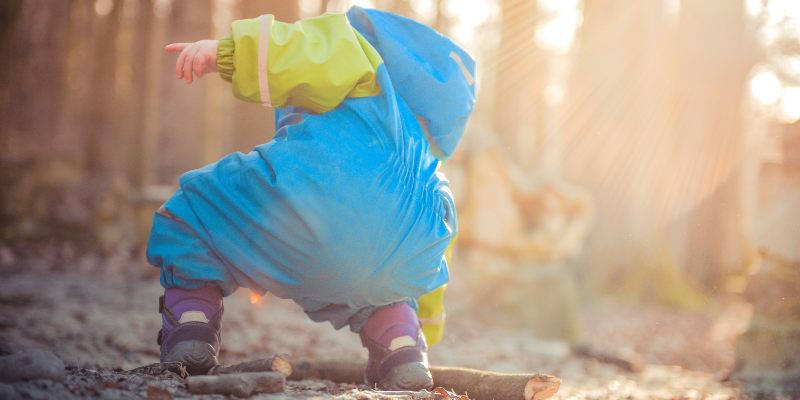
378;361;434;391
162;340;219;375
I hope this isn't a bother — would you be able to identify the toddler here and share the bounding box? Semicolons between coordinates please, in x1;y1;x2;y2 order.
149;6;475;390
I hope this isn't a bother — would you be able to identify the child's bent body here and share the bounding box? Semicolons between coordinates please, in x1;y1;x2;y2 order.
147;6;475;390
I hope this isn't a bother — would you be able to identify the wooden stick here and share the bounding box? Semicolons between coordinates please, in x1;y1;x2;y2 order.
289;359;560;400
209;354;293;377
289;358;364;383
431;366;560;400
186;371;285;397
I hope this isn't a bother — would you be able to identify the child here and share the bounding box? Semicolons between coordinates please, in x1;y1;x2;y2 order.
148;6;475;390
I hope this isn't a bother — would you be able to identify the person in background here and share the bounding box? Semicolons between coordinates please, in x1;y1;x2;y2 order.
149;6;475;390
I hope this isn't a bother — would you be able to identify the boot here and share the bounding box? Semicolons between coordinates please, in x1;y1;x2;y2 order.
158;286;223;375
360;303;433;390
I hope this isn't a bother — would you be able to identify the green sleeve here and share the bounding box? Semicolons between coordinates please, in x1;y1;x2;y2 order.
216;36;234;83
222;13;382;112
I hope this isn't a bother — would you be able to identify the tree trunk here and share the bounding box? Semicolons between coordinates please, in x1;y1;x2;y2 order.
674;0;757;289
155;0;212;183
492;0;542;169
84;0;123;175
0;0;71;237
561;0;756;297
227;0;300;155
733;124;800;395
129;0;155;188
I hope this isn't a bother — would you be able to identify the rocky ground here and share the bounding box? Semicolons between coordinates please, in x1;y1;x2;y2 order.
0;251;772;399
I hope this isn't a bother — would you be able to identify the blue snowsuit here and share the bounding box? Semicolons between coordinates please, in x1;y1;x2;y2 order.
147;6;476;331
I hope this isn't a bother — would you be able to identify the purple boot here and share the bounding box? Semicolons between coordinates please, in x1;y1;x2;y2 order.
158;286;223;375
360;303;433;390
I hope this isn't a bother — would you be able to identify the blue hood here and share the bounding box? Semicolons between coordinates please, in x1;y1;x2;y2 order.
347;6;477;159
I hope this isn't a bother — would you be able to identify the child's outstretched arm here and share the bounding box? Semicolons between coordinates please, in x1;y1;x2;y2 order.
166;14;382;113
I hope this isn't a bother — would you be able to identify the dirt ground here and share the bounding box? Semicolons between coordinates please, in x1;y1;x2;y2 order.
0;248;764;399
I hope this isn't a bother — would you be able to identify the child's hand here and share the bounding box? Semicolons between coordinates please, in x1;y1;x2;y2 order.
165;40;218;84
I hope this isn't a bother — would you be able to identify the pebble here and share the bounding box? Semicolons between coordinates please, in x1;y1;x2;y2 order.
146;383;173;400
294;379;329;391
0;383;16;398
0;349;66;383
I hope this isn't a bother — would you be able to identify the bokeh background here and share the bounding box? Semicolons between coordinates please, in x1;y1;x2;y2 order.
1;0;799;397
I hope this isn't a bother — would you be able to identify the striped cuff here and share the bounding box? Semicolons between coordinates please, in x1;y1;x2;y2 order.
256;14;272;107
230;15;274;105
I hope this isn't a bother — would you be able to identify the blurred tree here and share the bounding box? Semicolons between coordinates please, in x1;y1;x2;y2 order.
86;0;122;169
387;0;414;17
675;0;758;289
455;0;585;340
492;0;543;169
573;0;670;281
734;122;800;393
563;0;757;299
59;0;99;170
128;0;171;244
226;0;300;155
156;0;212;183
433;0;450;33
733;3;800;391
129;0;155;188
0;0;72;239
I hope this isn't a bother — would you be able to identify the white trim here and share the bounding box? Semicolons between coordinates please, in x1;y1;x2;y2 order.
388;336;418;351
178;311;210;324
258;15;273;107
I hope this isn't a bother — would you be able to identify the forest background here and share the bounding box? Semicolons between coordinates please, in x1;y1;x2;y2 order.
1;0;799;394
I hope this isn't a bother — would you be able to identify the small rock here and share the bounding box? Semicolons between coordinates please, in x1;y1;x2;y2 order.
146;383;172;400
0;338;14;356
0;245;16;266
0;383;16;398
12;379;74;400
294;379;329;391
187;371;285;397
0;349;66;383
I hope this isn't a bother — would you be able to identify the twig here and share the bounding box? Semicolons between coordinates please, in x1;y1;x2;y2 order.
209;354;292;377
290;359;561;400
186;371;284;397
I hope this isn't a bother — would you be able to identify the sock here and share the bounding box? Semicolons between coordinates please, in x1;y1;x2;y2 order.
361;303;421;351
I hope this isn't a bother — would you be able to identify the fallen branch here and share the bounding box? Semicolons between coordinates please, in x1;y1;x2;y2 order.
127;362;187;378
289;359;560;400
431;366;560;400
186;371;285;397
127;354;292;379
209;354;293;377
289;358;364;383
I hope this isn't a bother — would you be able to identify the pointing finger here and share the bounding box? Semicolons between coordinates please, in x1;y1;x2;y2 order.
165;43;190;53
